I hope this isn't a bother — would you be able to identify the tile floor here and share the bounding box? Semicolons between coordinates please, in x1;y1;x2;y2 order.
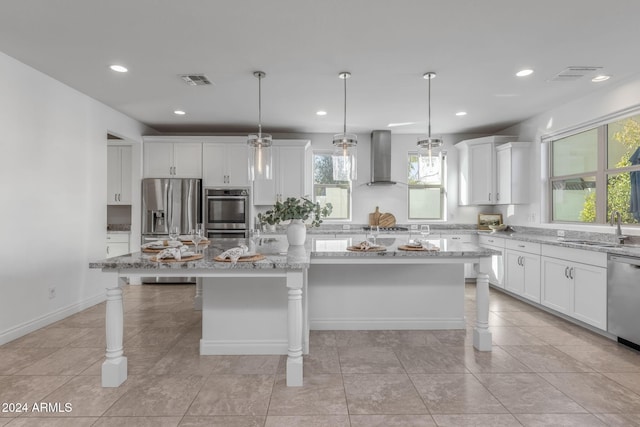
1;284;640;426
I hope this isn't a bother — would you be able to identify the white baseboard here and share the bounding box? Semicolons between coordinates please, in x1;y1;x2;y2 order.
0;292;106;346
310;317;466;330
200;339;288;355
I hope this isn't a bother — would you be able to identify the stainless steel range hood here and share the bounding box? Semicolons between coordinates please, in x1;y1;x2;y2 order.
367;130;396;185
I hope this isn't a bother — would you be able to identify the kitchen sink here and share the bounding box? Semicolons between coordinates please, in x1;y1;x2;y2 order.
560;239;619;248
559;239;640;249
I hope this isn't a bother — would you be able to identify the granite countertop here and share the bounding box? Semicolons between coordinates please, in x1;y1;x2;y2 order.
309;235;497;258
91;237;309;271
481;231;640;258
89;235;499;271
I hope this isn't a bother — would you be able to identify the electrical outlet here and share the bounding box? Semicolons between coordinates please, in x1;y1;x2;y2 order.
557;230;565;237
48;287;56;299
410;224;418;230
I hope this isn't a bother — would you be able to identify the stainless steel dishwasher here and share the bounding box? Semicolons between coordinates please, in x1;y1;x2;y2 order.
608;254;640;350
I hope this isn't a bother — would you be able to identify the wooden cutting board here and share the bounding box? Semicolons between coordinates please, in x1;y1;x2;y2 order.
369;206;381;226
378;212;396;227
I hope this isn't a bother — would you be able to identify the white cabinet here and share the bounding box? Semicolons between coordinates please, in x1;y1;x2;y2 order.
495;142;530;205
143;138;202;178
253;140;311;205
440;233;478;279
106;233;130;258
456;136;529;205
202;141;250;187
504;240;541;303
107;145;132;205
478;234;505;288
540;245;607;330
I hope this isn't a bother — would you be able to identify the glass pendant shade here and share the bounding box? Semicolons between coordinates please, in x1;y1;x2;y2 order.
332;133;357;181
248;134;272;180
417;138;442;179
247;71;273;181
331;72;357;181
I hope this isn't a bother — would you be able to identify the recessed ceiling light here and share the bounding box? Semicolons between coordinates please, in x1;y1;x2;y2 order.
387;122;415;127
516;69;534;77
592;75;611;82
109;64;128;73
455;111;467;116
173;110;186;115
316;110;327;116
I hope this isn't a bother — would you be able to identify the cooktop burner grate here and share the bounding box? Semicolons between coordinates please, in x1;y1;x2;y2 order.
362;226;409;231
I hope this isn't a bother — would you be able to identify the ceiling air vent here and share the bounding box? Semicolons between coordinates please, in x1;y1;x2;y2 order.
180;74;212;86
548;66;602;82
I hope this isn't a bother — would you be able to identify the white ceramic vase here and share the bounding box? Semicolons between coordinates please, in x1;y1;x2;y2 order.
286;219;307;245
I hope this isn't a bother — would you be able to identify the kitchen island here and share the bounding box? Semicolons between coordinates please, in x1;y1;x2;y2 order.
90;235;496;388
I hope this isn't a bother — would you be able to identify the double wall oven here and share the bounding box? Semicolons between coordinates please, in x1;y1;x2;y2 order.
204;188;250;239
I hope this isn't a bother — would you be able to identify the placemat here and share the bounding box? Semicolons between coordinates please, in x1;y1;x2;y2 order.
346;246;387;252
150;254;203;262
213;253;266;262
398;245;440;251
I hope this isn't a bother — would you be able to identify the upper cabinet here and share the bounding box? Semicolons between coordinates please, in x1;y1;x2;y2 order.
495;142;530;205
456;136;530;205
202;138;250;187
143;137;202;178
253;140;311;205
107;145;132;205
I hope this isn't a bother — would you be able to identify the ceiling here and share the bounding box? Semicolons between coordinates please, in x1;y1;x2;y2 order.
2;0;640;136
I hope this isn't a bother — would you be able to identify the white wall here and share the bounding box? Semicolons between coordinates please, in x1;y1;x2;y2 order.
0;52;152;344
498;73;640;237
271;132;490;225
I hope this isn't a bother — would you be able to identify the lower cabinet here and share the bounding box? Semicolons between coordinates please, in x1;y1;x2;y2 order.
440;233;478;279
540;245;607;330
504;241;541;303
106;233;130;258
478;235;505;288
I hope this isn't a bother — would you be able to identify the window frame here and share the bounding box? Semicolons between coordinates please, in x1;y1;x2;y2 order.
546;110;640;225
312;150;352;221
406;151;447;221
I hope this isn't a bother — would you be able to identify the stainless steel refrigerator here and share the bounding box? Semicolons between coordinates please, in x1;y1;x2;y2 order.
141;178;201;284
141;178;201;241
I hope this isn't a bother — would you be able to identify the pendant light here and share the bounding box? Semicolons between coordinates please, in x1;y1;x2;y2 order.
247;71;273;181
417;72;443;178
332;72;357;181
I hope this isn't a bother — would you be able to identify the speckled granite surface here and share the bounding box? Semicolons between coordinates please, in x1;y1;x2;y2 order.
89;234;499;271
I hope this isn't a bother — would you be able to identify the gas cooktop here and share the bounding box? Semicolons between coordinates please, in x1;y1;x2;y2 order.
362;226;409;231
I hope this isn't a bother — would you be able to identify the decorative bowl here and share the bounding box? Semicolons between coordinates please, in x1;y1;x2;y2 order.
488;224;508;231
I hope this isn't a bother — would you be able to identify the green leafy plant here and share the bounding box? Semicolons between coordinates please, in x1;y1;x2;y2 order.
258;197;332;228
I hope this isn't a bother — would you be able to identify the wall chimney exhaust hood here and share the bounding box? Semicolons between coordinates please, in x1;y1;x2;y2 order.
367;130;396;186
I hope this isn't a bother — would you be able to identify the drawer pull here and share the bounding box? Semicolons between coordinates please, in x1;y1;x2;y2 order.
518;244;525;248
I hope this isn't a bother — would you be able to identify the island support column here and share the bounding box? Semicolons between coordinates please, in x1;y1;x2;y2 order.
473;257;492;351
286;270;304;386
102;276;128;387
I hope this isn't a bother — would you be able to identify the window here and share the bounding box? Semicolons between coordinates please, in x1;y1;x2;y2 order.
313;152;351;220
407;153;446;220
549;113;640;224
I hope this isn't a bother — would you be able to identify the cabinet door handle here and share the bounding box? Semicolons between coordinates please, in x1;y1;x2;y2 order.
114;194;117;202
106;246;110;254
497;193;500;201
564;266;569;278
452;236;460;240
569;267;574;280
517;244;525;248
488;192;492;202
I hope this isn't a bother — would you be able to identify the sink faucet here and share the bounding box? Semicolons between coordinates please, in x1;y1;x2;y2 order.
610;211;629;244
